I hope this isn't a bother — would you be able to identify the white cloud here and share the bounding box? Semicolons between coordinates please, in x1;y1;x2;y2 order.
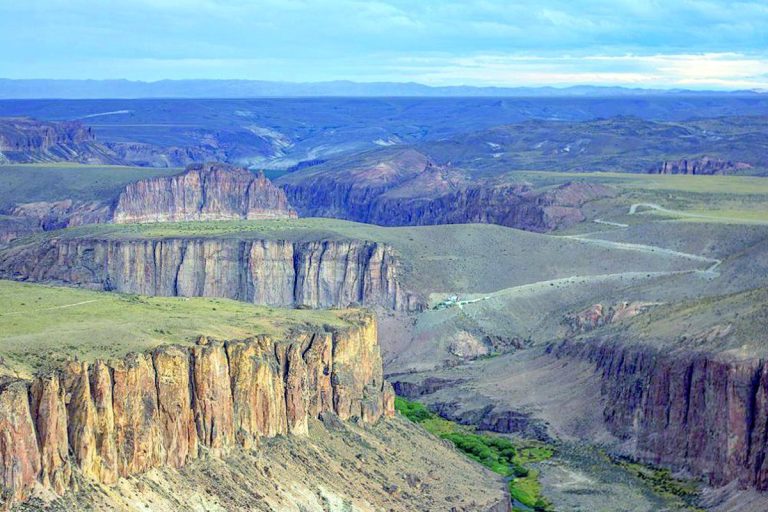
387;52;768;89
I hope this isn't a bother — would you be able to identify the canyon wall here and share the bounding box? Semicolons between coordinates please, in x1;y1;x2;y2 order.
0;118;121;165
551;339;768;490
0;237;422;311
281;164;614;233
651;157;753;175
0;314;396;509
113;162;296;223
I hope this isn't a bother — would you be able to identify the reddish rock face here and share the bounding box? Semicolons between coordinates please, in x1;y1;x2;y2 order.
30;374;71;494
153;347;198;467
0;315;393;508
564;302;655;334
0;380;41;507
192;341;235;454
553;339;768;490
113;162;296;223
0;237;423;311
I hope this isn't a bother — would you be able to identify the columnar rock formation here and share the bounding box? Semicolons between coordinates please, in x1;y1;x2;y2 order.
651;157;753;175
0;237;422;310
0;314;396;509
550;339;768;490
113;162;296;223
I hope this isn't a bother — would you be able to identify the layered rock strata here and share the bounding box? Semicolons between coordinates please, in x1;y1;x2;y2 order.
280;154;614;233
550;339;768;491
0;118;121;165
0;237;420;310
0;314;395;508
113;162;296;223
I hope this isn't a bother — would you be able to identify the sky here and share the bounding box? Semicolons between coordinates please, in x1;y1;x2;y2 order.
1;0;767;89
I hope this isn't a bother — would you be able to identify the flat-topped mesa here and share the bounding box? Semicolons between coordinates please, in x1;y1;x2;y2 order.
0;313;395;509
113;162;297;224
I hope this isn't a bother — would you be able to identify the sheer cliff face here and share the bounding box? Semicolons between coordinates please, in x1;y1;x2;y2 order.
0;237;421;311
0;315;396;508
113;163;296;223
552;340;768;491
651;157;753;175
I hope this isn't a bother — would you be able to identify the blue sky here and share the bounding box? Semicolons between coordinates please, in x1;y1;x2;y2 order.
1;0;767;89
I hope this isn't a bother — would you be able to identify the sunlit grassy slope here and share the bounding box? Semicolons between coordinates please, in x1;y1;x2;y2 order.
511;171;768;226
0;279;351;377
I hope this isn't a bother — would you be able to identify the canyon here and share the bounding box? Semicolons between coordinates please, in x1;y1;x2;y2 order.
549;338;768;491
278;148;616;232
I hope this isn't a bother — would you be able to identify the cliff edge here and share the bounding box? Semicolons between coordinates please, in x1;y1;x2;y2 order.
0;312;395;509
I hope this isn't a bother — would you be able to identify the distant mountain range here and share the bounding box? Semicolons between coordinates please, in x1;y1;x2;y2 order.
0;79;764;99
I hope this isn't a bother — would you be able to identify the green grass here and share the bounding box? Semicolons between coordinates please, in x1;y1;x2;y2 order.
0;279;353;377
615;458;703;511
510;171;768;196
0;163;181;210
11;216;705;297
506;171;768;227
395;397;555;511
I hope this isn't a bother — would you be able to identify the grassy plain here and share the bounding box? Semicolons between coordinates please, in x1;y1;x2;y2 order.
0;279;350;377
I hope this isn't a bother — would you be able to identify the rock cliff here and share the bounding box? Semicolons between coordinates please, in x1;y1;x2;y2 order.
550;339;768;491
0;118;121;165
651;157;753;175
0;163;297;244
0;237;421;310
0;314;395;509
8;200;112;231
278;149;614;232
113;162;296;223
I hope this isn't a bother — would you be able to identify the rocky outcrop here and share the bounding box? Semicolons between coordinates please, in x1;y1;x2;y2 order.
564;302;657;334
0;164;296;244
550;339;768;491
113;163;296;223
0;217;37;246
8;200;112;231
0;237;421;310
279;149;615;232
0;117;285;168
0;314;394;508
0;118;121;165
651;157;753;175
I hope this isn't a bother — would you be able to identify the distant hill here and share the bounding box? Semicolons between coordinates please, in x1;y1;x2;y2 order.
0;78;765;99
414;115;768;175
